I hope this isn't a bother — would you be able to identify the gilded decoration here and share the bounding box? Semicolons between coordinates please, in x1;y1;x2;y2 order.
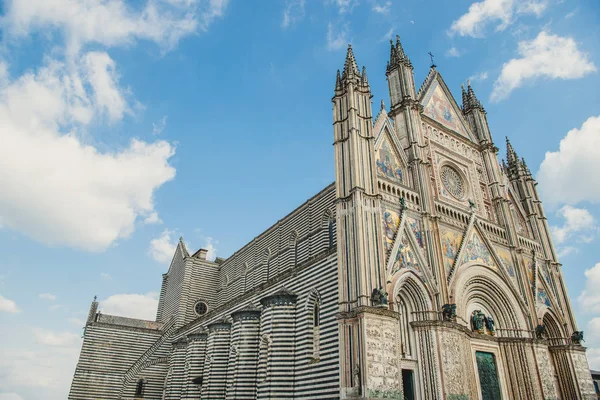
423;82;469;138
440;227;462;276
376;139;403;184
382;209;400;252
462;231;496;269
495;246;516;279
390;235;421;276
524;257;535;287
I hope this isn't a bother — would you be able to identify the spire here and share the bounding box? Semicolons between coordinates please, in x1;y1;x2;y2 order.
387;34;411;73
381;99;385;111
521;157;532;176
506;137;520;171
361;65;369;86
335;69;342;91
462;80;485;113
342;44;360;80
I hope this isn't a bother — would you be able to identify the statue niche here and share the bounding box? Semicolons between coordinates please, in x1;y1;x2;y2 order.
471;310;495;336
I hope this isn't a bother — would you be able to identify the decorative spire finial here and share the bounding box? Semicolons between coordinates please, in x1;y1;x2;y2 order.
93;295;97;302
335;69;342;91
428;51;436;68
506;137;519;169
381;99;385;111
342;44;360;79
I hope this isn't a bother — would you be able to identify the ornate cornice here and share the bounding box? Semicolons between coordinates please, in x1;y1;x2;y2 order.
260;287;298;307
231;306;261;322
187;332;208;341
207;320;232;332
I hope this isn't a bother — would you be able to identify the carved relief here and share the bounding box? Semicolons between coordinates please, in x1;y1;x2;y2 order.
365;316;402;398
534;346;558;399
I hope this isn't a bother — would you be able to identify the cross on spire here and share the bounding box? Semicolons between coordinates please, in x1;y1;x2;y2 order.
428;51;436;68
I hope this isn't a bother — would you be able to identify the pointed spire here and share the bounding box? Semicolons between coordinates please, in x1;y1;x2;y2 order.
461;84;468;110
361;65;369;86
387;34;411;73
380;99;386;111
506;137;519;169
463;81;484;113
521;157;532;176
342;44;360;80
395;35;405;58
335;69;342;91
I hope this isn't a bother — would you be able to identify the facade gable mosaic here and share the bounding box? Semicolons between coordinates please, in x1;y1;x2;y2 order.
376;136;405;185
461;230;496;270
421;78;473;141
493;245;518;287
382;208;401;253
440;225;463;277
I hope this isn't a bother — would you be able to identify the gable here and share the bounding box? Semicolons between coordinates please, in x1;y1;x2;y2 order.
421;79;473;141
375;130;406;185
461;230;496;269
494;245;519;288
390;232;421;277
382;208;401;253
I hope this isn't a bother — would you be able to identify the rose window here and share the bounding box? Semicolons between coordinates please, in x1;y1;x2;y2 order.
441;166;466;199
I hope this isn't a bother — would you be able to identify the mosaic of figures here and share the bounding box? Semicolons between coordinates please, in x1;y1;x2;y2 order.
382;209;401;252
537;287;551;307
510;204;528;237
390;235;421;277
440;226;462;276
376;138;404;184
494;246;517;283
524;257;535;288
423;82;469;139
462;231;496;269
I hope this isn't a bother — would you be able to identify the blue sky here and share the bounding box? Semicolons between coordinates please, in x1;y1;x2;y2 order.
0;0;599;399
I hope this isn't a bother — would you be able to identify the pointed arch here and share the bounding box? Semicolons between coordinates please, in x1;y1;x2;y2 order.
305;289;322;361
289;231;299;267
451;264;529;334
322;210;335;249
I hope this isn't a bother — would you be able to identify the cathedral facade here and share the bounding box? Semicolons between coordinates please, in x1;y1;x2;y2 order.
69;38;595;400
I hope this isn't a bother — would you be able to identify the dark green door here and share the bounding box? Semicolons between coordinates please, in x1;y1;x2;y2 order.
475;351;502;400
402;369;415;400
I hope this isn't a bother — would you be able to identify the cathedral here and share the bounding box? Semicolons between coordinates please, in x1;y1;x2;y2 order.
69;37;595;399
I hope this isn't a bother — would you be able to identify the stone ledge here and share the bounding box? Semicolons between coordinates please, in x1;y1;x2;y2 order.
336;306;400;320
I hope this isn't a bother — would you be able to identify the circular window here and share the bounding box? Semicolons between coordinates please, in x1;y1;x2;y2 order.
441;165;466;199
194;301;208;316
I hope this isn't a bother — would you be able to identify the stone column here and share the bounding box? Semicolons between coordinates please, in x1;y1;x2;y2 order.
182;331;207;399
257;288;298;399
226;306;262;400
165;337;187;399
203;320;232;400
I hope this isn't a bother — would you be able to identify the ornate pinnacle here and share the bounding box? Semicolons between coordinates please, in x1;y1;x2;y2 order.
381;99;385;111
395;35;405;58
361;66;369;86
463;81;484;113
335;69;342;91
461;84;468;111
387;34;411;73
342;44;360;80
506;137;520;170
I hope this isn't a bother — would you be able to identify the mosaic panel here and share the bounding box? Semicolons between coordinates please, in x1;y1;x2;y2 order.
537;287;551;307
462;231;496;269
495;246;516;278
423;82;468;138
390;234;421;277
524;257;535;288
440;226;463;276
376;139;403;184
382;209;401;252
510;204;526;236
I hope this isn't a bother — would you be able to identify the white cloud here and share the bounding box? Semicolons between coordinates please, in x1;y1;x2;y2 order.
588;347;600;370
1;0;228;54
550;206;597;245
379;26;395;42
331;0;359;13
144;211;163;224
579;263;600;313
0;295;20;313
100;272;112;280
373;1;391;14
0;325;81;399
152;115;168;135
203;236;218;261
67;317;85;327
0;54;176;252
327;22;349;51
491;31;596;102
39;293;57;301
0;394;25;400
100;292;158;320
449;0;548;37
468;71;489;82
34;328;81;347
282;0;305;29
446;47;461;57
149;229;178;263
538;116;600;205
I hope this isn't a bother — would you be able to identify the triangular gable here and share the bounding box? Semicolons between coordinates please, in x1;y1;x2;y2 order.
405;215;426;258
460;229;496;269
440;226;463;277
376;135;406;185
419;72;476;142
166;240;188;274
494;245;519;288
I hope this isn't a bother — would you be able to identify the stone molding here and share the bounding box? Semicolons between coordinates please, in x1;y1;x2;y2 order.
336;306;401;320
207;320;232;332
260;287;298;307
231;307;261;322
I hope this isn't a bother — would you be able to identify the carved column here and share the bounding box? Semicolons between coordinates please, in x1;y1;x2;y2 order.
257;288;297;399
226;306;261;400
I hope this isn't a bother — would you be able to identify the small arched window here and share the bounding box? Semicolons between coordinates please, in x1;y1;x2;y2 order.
313;302;320;327
135;379;145;397
311;300;321;362
328;219;334;249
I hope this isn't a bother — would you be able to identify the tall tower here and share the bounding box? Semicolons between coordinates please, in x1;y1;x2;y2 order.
334;45;403;399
